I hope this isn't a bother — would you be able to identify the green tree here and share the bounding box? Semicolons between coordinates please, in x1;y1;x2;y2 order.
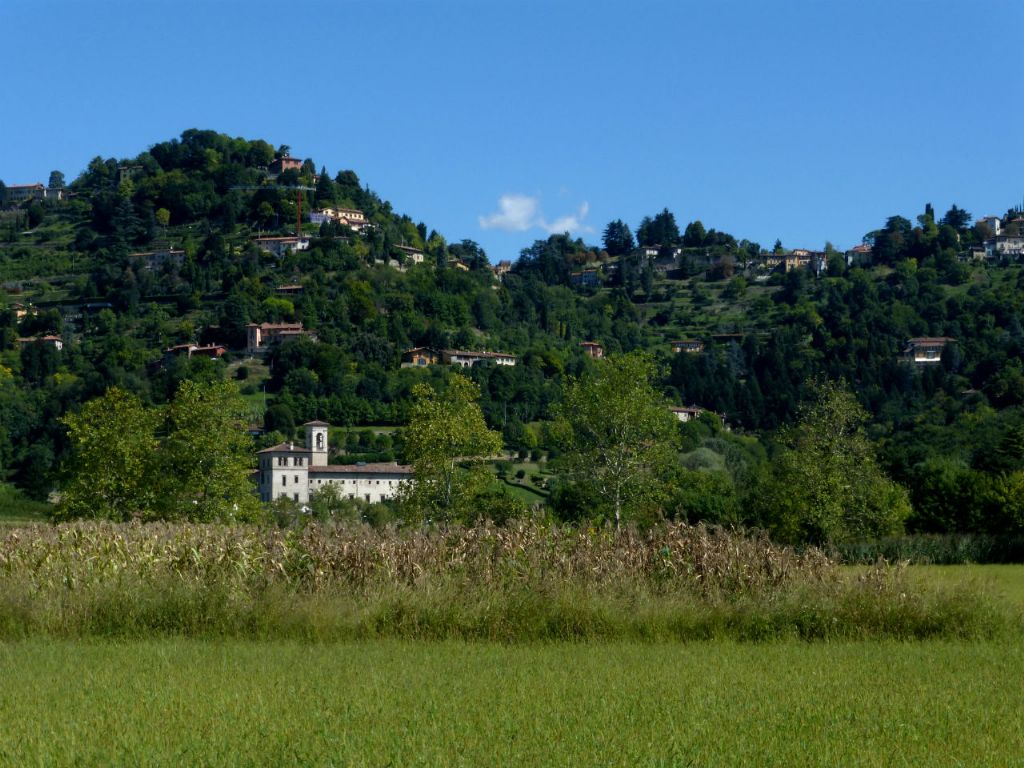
554;353;680;528
48;170;65;189
400;374;503;523
682;220;707;247
602;219;635;256
750;380;911;545
55;388;160;521
155;380;262;522
636;208;680;247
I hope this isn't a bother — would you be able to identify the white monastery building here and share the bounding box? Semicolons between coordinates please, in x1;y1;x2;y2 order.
257;421;413;504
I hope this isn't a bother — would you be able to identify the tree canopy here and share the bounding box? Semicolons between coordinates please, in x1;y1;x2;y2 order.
554;353;680;528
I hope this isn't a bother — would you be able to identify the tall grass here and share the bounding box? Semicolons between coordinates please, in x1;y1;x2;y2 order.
0;521;1009;640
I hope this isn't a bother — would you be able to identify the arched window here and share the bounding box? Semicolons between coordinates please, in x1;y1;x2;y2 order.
316;433;324;449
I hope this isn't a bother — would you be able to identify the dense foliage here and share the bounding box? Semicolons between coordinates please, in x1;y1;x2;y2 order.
3;129;1024;542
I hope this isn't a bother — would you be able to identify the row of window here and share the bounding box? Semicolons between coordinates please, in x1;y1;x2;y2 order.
277;492;375;503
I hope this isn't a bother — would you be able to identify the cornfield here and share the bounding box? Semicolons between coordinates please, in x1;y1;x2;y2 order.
0;521;1004;640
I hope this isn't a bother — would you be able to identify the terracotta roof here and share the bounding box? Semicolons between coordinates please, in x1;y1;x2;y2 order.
256;443;313;454
311;463;414;475
248;322;304;331
445;349;516;359
303;420;330;427
907;337;955;344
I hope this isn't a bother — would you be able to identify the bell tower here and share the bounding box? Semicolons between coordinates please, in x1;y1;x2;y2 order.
304;420;330;466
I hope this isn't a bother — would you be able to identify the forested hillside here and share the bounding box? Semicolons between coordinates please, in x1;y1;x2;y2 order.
2;129;1023;538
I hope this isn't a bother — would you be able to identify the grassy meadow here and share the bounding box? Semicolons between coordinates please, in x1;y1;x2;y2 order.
2;519;1023;764
1;638;1023;766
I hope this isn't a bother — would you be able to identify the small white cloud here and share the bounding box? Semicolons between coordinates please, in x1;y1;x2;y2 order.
478;194;540;231
479;195;592;235
542;201;592;234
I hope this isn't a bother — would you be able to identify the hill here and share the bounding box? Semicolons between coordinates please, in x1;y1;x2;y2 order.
2;129;1024;538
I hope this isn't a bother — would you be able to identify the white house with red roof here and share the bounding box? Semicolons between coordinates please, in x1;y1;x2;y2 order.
256;421;413;504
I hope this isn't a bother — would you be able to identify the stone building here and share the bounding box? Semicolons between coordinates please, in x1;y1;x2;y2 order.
256;421;413;504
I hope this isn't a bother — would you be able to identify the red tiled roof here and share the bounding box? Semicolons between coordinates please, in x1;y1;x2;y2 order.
256;443;313;454
445;349;516;359
311;463;414;476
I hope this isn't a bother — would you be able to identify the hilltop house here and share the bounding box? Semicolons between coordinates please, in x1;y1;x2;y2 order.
843;244;874;267
3;183;64;204
580;341;604;358
978;216;1003;236
985;235;1024;260
257;421;413;504
268;156;302;175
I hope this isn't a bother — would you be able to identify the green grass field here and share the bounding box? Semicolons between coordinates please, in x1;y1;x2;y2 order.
1;637;1022;766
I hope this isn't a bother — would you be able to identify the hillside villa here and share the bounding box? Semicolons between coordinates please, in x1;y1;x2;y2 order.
309;207;369;232
246;322;317;356
16;334;63;351
401;347;517;368
902;337;955;365
253;236;310;258
670;339;704;354
164;342;226;361
268;156;302;175
669;405;705;423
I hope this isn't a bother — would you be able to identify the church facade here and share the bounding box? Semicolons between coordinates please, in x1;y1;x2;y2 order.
256;421;413;504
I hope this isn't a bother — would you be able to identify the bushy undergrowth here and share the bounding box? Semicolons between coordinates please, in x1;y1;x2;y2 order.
0;521;1008;641
837;534;1024;565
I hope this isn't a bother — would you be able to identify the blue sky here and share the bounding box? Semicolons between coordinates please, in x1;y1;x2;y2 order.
3;0;1022;261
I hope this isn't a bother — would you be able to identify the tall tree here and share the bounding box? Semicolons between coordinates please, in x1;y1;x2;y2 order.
940;204;972;231
48;170;65;189
749;380;911;545
155;380;262;522
55;388;160;521
602;219;635;256
400;375;503;523
682;220;707;248
636;208;680;247
554;353;680;528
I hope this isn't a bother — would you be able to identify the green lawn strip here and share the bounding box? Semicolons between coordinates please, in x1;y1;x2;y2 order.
497;478;548;503
0;485;50;526
0;639;1021;766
